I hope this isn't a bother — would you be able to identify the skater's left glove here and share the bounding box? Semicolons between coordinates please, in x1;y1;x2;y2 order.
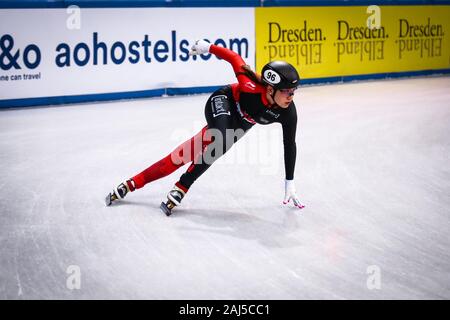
283;179;305;209
189;39;211;56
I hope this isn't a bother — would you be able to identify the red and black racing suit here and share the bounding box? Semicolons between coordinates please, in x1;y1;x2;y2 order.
131;45;298;193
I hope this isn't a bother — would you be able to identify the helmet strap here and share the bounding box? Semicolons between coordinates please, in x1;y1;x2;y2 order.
267;86;277;105
272;89;278;98
271;89;279;107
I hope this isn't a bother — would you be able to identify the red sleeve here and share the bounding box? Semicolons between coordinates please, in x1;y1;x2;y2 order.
209;45;250;85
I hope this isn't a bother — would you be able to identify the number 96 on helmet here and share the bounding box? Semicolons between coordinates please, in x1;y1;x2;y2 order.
261;61;300;90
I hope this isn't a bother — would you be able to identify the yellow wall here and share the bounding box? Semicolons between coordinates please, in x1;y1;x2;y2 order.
255;6;450;78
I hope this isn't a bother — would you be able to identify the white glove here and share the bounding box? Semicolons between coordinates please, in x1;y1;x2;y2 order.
189;39;212;56
283;179;305;209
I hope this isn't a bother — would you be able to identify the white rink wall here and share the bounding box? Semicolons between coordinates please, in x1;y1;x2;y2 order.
0;8;254;103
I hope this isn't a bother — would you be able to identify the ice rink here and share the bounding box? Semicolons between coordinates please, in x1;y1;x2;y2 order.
1;76;449;299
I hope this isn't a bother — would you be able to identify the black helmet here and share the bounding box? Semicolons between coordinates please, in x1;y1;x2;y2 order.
261;61;300;90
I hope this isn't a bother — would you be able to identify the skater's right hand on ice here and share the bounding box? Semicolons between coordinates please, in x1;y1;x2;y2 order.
189;39;211;56
283;179;305;209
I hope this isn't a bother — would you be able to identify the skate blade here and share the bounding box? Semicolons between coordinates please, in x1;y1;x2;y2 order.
160;201;174;216
105;192;117;206
105;194;112;206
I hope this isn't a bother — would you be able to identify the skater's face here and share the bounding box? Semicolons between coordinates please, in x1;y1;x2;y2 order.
267;86;296;108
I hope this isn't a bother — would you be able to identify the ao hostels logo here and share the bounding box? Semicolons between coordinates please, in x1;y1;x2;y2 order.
0;34;41;71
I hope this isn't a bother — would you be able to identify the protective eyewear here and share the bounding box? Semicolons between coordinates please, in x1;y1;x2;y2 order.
279;88;297;96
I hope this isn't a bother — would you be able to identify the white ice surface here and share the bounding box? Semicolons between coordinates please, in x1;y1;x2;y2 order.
1;77;449;299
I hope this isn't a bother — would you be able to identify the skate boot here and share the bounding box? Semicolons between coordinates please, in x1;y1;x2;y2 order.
160;185;186;216
105;179;136;206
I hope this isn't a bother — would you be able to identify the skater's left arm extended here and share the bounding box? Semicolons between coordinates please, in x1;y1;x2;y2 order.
280;103;305;209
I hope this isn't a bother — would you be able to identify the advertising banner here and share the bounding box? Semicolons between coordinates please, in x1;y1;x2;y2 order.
255;6;450;79
0;8;254;101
